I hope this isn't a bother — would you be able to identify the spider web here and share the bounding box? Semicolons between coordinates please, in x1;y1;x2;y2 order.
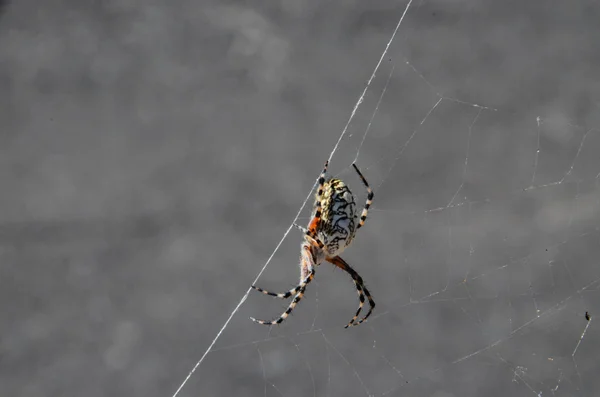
171;2;600;397
2;0;598;396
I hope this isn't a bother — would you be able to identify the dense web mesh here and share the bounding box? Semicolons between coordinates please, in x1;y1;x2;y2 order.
1;1;599;397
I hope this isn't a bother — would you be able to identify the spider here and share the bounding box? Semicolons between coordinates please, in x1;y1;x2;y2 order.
250;160;375;328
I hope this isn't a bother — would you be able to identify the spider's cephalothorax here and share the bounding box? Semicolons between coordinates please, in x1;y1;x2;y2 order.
251;161;375;328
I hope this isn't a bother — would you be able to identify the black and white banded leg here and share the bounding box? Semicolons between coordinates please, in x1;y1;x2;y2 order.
250;246;317;325
351;163;374;230
327;255;376;327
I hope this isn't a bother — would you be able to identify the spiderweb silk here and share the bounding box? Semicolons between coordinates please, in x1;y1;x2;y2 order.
168;2;600;396
169;1;600;397
1;1;598;397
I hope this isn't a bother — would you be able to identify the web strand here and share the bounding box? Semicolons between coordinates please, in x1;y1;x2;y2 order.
169;1;414;395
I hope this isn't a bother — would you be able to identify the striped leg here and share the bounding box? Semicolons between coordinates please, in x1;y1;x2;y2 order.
250;269;315;325
326;255;376;327
251;284;300;299
349;283;375;327
351;163;373;230
294;223;324;250
251;251;312;299
306;160;329;238
251;225;326;302
250;246;316;325
314;160;329;221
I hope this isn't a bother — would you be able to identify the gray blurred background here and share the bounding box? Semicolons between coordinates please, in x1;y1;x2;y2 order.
1;0;600;396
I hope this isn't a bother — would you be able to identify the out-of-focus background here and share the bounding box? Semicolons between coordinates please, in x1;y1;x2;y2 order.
1;1;599;396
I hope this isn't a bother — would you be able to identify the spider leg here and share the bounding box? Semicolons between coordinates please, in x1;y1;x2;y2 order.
252;229;325;300
326;255;375;327
293;223;307;233
250;276;312;325
294;224;323;246
351;163;373;230
296;161;330;250
251;284;299;299
304;160;329;242
297;221;325;252
250;245;316;325
251;254;308;299
314;160;329;223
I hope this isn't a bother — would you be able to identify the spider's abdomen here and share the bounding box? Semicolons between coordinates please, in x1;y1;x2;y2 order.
315;178;357;257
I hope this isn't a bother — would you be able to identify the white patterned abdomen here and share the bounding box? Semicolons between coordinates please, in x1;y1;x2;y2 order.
315;179;357;257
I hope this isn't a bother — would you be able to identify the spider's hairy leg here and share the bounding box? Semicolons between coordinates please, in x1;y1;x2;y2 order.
312;160;329;226
326;255;375;327
251;284;296;299
348;284;374;327
351;163;373;230
301;160;331;246
250;276;312;325
251;232;325;301
251;255;308;299
293;223;307;233
295;222;326;252
250;245;317;325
